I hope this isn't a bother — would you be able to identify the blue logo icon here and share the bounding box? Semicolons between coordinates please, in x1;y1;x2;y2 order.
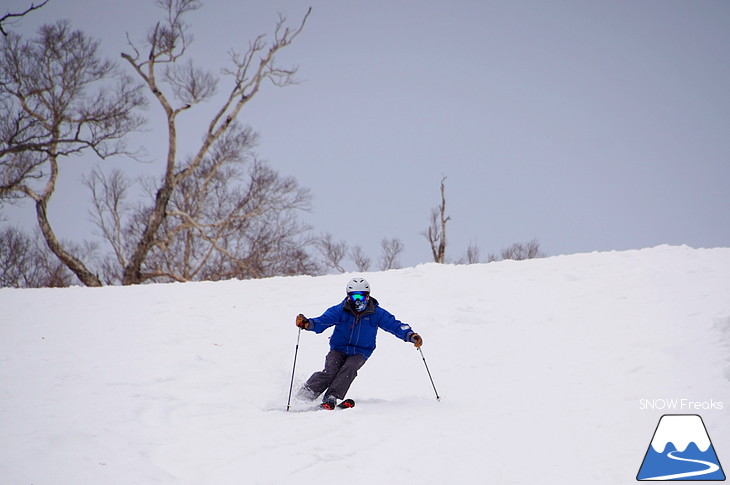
637;414;725;481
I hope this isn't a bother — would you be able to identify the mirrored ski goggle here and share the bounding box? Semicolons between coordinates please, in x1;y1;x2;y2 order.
348;292;369;302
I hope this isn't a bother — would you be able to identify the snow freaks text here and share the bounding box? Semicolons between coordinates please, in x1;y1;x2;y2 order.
639;399;724;411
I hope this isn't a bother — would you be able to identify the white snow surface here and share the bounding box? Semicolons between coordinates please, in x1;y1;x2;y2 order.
1;245;730;484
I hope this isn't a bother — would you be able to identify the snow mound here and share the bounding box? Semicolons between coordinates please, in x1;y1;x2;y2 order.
1;245;729;484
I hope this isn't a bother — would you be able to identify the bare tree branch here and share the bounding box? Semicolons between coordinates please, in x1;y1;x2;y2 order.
490;239;546;262
1;20;146;286
0;0;50;36
350;245;371;272
379;237;403;271
85;168;131;269
88;122;316;284
461;241;481;264
317;233;347;273
0;226;105;288
119;3;311;285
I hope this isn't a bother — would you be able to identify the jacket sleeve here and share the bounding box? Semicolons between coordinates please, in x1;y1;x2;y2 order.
308;303;344;334
376;308;415;342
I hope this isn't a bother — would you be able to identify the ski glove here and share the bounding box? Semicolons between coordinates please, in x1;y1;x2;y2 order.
410;333;423;348
296;314;310;330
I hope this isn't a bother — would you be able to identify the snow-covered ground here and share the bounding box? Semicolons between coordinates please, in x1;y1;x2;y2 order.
1;245;729;484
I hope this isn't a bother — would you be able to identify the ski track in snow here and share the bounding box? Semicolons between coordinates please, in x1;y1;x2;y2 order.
1;246;730;484
642;451;720;480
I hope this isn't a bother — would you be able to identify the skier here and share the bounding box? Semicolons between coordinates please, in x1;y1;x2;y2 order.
295;277;423;409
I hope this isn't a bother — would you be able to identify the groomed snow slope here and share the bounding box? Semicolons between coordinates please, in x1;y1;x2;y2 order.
1;245;729;484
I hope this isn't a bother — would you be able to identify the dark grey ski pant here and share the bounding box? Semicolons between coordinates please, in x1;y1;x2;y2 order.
299;350;366;401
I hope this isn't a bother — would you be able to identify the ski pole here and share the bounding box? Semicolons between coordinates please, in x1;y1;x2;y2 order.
286;327;302;412
418;347;441;401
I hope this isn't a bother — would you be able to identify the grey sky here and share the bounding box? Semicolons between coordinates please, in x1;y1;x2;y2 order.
3;0;729;268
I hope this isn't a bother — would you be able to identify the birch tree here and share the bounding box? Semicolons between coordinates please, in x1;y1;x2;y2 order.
0;21;145;286
424;176;450;263
118;0;311;285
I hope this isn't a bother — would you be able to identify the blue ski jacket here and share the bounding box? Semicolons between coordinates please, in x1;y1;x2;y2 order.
307;297;415;359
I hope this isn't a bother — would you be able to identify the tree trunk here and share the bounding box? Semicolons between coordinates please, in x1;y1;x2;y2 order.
35;199;102;287
121;183;174;285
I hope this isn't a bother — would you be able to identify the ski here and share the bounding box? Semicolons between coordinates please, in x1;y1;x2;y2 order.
285;398;356;412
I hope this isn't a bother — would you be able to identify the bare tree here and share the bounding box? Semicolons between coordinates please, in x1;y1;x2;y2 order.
0;21;146;286
424;176;450;263
88;124;317;283
379;237;403;271
118;1;311;285
317;233;347;273
0;226;37;287
161;152;316;281
0;0;49;36
1;3;313;286
350;245;371;272
461;241;481;264
0;226;89;288
86;168;132;277
490;238;546;262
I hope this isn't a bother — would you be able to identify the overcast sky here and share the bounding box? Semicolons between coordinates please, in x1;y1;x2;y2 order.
3;0;730;269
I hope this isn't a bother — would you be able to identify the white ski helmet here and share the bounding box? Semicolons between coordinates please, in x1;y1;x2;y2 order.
346;277;370;294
